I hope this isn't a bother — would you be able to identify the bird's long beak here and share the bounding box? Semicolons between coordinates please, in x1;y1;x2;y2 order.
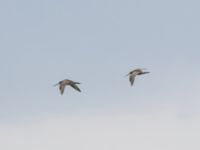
75;82;81;84
143;71;150;74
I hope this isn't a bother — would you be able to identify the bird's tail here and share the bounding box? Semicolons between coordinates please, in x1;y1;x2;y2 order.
124;73;130;77
53;83;59;86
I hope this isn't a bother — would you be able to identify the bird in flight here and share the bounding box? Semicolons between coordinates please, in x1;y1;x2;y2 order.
54;79;81;95
125;68;150;86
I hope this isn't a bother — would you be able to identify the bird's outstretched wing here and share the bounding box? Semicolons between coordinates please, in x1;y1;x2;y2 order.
70;84;81;92
59;84;66;94
129;74;136;86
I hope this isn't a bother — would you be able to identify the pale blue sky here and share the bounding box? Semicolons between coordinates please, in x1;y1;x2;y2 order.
0;0;200;149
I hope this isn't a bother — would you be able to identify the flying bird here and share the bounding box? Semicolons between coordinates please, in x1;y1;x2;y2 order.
125;68;150;86
54;79;81;95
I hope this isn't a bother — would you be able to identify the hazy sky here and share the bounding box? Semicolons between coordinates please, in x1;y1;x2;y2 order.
0;0;200;149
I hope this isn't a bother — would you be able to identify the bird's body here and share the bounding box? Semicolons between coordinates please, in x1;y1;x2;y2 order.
54;79;81;94
126;68;149;86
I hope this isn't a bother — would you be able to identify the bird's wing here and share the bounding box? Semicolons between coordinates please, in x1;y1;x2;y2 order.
70;84;81;92
129;74;136;86
59;84;66;95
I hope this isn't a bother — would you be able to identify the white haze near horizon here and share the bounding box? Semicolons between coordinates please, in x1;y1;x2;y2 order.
1;111;200;150
0;0;200;149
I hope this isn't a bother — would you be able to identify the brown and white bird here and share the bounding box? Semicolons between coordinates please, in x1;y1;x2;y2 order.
54;79;81;95
125;68;150;86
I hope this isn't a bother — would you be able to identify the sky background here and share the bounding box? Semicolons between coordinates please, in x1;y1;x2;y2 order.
0;0;200;149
